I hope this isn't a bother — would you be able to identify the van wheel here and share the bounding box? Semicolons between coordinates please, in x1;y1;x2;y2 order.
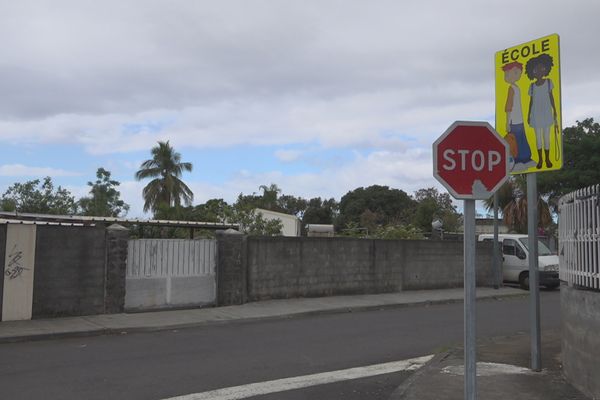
519;273;529;290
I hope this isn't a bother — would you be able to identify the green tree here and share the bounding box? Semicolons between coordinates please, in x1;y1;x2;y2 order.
538;118;600;211
412;187;461;233
483;176;552;234
336;185;416;230
233;193;261;210
230;192;284;235
373;224;424;240
233;208;283;236
231;186;339;234
233;183;290;214
302;197;338;226
1;177;78;214
258;183;282;211
179;194;283;236
188;199;232;223
79;168;129;217
135;141;193;214
277;194;308;217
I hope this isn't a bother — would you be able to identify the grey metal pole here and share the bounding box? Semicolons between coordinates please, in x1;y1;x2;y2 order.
464;199;477;400
493;193;500;289
527;173;542;371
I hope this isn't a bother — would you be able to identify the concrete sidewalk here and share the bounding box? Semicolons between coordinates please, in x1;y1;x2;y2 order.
0;287;525;343
390;330;588;400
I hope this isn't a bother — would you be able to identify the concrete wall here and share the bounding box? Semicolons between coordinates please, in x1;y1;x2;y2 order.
561;284;600;399
217;236;495;304
0;224;6;321
248;238;395;299
402;240;493;290
105;225;129;314
32;226;107;317
216;233;248;305
0;223;129;319
2;225;499;316
125;276;215;310
2;225;37;321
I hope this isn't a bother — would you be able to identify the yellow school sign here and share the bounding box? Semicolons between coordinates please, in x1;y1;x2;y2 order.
495;34;562;174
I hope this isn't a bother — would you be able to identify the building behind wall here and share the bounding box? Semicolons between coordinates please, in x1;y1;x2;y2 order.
306;224;335;237
474;218;509;234
255;208;301;237
455;218;509;235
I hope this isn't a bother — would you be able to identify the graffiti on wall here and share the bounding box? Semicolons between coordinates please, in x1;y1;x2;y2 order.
4;244;29;280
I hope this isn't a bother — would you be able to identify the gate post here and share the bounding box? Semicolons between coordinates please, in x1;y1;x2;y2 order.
105;224;130;314
216;230;248;306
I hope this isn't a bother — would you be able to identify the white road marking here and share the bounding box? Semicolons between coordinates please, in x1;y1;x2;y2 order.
441;362;539;377
163;354;434;400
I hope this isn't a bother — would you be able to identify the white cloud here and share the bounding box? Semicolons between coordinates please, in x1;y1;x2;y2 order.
117;181;148;218
0;89;491;156
1;1;599;154
1;0;599;218
0;164;81;177
274;149;303;162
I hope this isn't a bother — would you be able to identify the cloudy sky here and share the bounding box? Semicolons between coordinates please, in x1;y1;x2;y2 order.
1;0;599;217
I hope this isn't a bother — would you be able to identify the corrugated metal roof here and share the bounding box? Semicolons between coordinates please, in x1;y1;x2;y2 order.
0;211;239;230
0;218;87;227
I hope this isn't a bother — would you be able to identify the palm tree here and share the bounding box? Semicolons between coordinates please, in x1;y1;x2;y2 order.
259;183;281;210
135;141;193;213
484;176;552;233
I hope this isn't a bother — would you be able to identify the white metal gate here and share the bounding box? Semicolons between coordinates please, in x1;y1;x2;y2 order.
559;184;600;289
125;239;217;310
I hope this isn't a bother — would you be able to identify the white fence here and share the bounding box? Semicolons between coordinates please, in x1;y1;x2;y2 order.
127;239;216;278
559;185;600;289
125;239;217;310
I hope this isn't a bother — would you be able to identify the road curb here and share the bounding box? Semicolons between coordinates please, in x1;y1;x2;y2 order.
0;329;109;344
388;350;454;400
0;291;529;344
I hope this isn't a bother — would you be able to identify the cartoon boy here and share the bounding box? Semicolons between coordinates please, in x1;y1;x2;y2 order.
502;61;532;171
526;54;558;169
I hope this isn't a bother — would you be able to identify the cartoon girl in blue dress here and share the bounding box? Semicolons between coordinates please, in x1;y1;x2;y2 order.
526;54;558;169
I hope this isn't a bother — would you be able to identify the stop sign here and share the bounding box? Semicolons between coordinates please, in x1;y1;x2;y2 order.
433;121;509;200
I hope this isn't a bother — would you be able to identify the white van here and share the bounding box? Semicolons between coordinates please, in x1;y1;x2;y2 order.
478;233;559;290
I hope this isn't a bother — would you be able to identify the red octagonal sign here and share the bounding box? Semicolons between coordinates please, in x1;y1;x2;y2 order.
433;121;509;200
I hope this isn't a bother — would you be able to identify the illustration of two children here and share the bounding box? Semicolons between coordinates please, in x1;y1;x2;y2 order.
502;53;558;172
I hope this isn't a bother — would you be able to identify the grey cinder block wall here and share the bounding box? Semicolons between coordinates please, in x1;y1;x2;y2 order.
33;225;107;317
3;225;496;316
217;235;495;305
0;224;6;321
104;224;129;314
216;232;248;305
23;224;128;318
561;284;600;399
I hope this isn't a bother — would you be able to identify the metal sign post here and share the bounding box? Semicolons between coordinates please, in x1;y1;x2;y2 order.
433;121;509;400
464;199;477;400
527;173;542;371
493;193;501;289
495;34;562;372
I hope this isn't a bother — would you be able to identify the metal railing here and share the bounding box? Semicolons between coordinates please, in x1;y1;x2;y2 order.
559;184;600;289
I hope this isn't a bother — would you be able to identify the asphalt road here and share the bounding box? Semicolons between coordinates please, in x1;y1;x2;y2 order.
0;291;560;400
